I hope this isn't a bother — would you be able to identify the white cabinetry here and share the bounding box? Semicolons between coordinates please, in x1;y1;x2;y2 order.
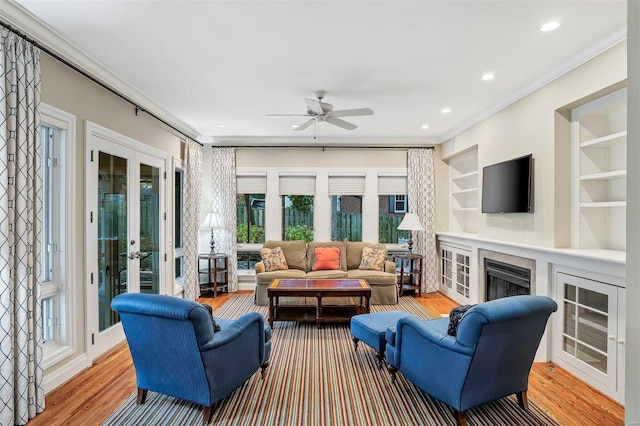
571;87;627;251
440;244;472;305
553;272;625;403
448;147;479;233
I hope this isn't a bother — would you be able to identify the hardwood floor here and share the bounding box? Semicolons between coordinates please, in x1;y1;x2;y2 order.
27;291;624;425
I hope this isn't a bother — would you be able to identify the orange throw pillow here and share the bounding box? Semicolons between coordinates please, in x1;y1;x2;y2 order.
313;247;341;271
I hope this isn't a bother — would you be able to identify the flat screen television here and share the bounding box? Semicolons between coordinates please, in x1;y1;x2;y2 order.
481;154;533;213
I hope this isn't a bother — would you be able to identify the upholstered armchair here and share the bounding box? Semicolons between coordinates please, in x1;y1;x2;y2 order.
111;293;271;425
385;295;557;426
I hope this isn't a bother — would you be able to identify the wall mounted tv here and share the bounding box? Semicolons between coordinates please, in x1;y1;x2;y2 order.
481;154;533;213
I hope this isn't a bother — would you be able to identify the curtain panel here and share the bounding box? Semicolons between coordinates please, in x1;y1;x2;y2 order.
211;147;238;292
407;148;438;293
182;139;203;300
0;28;45;425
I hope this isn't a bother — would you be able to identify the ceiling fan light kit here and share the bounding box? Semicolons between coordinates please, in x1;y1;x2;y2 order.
267;91;374;133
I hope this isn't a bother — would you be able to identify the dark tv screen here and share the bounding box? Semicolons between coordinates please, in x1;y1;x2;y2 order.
481;154;533;213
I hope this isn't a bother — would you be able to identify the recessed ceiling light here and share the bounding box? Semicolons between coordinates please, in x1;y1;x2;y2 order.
217;124;226;128
481;73;495;81
441;108;451;114
540;21;560;32
421;124;430;129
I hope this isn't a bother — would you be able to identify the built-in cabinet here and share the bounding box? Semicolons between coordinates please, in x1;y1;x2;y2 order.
439;244;472;304
448;147;479;234
571;88;627;251
553;272;625;403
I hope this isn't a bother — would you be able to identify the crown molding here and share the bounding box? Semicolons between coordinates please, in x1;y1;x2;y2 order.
205;135;437;147
1;0;200;140
437;26;627;143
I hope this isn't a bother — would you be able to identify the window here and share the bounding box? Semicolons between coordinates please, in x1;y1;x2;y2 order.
280;174;315;242
378;175;409;244
329;174;365;241
174;164;184;282
390;195;407;213
40;104;76;367
236;194;265;243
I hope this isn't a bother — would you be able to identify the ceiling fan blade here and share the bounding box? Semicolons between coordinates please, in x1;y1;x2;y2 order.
294;118;315;131
326;117;357;130
266;113;311;116
331;108;374;117
304;98;325;115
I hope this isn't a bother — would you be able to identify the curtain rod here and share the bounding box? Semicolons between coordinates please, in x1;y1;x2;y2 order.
212;145;435;150
1;20;202;147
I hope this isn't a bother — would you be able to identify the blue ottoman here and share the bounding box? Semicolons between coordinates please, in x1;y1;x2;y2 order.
350;310;411;367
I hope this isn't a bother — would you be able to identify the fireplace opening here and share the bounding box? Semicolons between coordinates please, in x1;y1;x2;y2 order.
485;258;531;301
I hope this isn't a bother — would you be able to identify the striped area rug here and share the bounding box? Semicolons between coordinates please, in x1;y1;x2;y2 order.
103;296;558;426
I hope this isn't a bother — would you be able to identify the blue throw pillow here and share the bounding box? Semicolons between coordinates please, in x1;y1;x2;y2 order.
447;304;475;336
200;303;221;332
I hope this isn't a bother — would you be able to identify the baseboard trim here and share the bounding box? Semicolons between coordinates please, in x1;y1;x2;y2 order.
238;282;256;291
43;354;89;395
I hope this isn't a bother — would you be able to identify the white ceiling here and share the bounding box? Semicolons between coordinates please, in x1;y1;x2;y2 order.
12;0;627;145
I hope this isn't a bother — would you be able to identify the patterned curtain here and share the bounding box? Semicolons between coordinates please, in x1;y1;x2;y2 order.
182;138;203;300
211;147;238;292
0;28;45;425
407;148;438;293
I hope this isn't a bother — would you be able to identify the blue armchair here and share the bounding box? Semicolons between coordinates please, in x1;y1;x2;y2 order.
111;293;271;424
385;295;557;426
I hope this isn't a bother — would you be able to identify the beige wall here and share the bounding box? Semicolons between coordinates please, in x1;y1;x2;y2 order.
235;146;407;168
444;41;627;247
40;52;183;383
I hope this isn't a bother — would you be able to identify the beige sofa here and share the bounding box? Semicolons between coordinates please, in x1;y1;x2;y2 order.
254;240;398;305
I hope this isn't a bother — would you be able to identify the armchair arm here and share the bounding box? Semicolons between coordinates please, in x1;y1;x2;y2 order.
201;312;265;353
383;260;396;274
394;316;474;360
255;261;265;274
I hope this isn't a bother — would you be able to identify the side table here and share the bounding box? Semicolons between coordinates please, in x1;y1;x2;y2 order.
396;253;423;297
198;253;229;297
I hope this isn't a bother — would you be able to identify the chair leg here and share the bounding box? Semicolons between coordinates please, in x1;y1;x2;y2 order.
202;406;213;425
260;361;270;379
387;364;398;383
517;391;529;410
454;410;468;426
136;388;148;405
352;336;359;351
375;351;384;369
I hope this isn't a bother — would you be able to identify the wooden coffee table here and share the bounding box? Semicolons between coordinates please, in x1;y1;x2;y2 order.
267;279;371;328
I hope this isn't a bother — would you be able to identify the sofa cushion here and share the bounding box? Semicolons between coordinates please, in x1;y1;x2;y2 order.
347;269;396;285
358;247;388;271
263;240;307;271
260;247;289;272
312;247;341;271
255;269;307;285
346;242;387;270
307;241;347;272
306;269;348;279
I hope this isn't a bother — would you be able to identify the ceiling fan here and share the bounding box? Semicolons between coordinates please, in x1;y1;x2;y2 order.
267;91;374;131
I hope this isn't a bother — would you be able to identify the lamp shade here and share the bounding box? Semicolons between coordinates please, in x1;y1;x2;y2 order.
397;212;423;231
201;212;223;229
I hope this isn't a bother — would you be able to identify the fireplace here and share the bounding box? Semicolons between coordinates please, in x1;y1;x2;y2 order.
485;258;531;301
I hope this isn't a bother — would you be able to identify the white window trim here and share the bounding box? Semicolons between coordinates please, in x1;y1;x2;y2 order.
173;157;185;294
41;103;77;369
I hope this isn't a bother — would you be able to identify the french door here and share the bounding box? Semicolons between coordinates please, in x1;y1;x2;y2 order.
86;123;166;361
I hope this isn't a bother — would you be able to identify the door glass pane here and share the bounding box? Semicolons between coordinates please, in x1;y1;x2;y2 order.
98;153;128;332
140;163;160;294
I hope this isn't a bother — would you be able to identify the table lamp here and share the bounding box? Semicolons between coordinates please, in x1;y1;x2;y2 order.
201;212;222;254
397;212;423;253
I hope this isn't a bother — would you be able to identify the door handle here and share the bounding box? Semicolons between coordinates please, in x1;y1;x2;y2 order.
128;251;141;259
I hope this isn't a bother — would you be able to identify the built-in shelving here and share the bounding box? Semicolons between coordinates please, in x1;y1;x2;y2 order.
448;147;478;234
571;87;627;251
